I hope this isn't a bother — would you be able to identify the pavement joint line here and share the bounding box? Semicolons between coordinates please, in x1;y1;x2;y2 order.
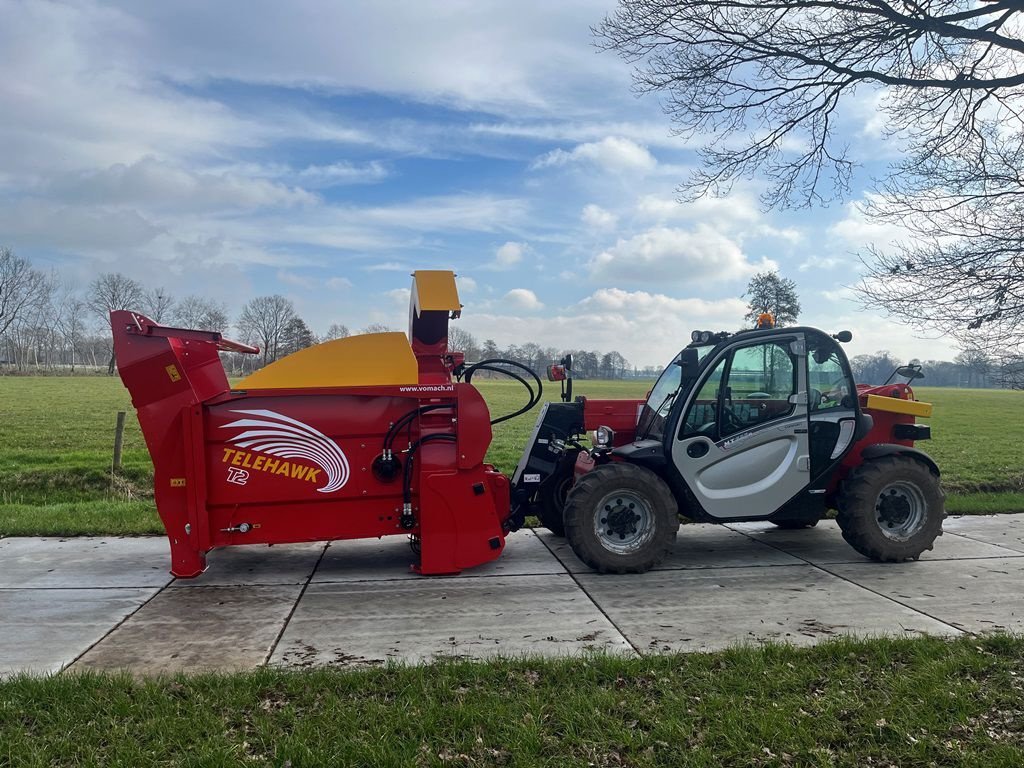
941;529;1024;554
60;576;174;675
262;542;329;666
724;525;968;638
534;531;640;657
0;584;173;591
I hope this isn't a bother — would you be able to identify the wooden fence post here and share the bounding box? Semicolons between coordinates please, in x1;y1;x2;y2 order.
113;411;126;471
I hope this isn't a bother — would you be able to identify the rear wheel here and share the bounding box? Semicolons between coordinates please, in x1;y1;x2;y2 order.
837;455;944;561
563;462;678;573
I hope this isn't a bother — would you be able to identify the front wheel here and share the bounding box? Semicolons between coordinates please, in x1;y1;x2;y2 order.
837;455;945;562
563;462;678;574
537;460;574;537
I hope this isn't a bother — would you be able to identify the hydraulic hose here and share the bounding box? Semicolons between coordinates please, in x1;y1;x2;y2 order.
463;358;543;425
383;403;454;451
400;433;459;528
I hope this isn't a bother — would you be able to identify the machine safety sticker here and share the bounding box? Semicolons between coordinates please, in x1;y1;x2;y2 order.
220;409;350;493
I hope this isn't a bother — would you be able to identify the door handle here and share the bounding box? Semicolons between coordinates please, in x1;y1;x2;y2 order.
687;441;710;459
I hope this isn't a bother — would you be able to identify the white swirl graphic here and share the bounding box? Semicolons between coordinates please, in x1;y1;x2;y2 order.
221;409;350;493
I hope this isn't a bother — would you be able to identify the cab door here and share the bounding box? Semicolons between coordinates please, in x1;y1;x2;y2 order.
670;335;811;519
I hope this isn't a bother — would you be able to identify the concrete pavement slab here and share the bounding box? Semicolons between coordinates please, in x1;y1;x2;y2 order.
726;520;1023;564
537;524;803;573
0;537;171;588
73;585;301;674
827;557;1024;634
312;529;562;583
0;587;159;676
943;515;1024;554
170;542;327;587
271;574;633;667
576;564;960;654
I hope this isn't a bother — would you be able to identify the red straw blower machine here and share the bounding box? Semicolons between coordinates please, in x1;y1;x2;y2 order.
112;271;519;578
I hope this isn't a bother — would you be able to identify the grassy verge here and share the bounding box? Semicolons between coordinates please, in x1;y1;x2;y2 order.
3;635;1023;767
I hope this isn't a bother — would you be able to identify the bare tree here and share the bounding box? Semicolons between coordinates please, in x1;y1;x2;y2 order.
237;295;296;365
176;296;229;333
323;323;350;340
447;325;479;358
142;287;176;323
599;1;1024;355
54;292;87;373
86;272;144;374
0;247;51;339
359;323;393;334
599;0;1024;207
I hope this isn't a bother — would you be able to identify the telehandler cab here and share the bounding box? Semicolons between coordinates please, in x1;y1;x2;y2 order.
511;323;943;573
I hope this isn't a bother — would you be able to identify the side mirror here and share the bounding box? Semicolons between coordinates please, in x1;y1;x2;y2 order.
896;365;924;380
678;347;700;379
833;330;853;343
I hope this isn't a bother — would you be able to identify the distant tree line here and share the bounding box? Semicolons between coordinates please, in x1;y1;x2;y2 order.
0;251;640;379
0;249;1020;388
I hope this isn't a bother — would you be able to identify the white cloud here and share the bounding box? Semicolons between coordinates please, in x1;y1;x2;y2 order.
464;289;749;368
296;161;390;186
275;270;317;290
0;199;164;252
581;204;618;231
456;275;478;293
533;137;657;175
57;2;635;119
387;287;411;307
636;193;803;244
502;288;544;310
798;255;843;271
589;225;776;285
828;199;912;251
47;157;316;211
493;241;527;269
326;276;354;290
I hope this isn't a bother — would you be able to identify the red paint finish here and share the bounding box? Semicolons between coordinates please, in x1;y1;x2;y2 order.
112;310;510;578
828;382;929;494
579;397;645;446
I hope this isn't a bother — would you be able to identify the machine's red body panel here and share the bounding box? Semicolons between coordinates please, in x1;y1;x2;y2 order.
112;273;511;578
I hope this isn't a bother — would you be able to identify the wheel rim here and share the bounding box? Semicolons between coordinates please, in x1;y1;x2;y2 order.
592;489;655;554
875;481;927;541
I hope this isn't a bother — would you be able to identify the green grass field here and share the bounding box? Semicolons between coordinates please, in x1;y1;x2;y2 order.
1;377;1022;535
3;635;1023;766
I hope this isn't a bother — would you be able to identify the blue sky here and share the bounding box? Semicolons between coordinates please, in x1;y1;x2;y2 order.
0;0;959;368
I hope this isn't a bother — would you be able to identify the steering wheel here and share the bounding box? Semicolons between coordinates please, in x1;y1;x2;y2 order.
721;405;743;434
809;388;822;410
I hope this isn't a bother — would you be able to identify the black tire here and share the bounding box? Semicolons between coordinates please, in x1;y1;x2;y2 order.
770;519;819;530
563;462;678;574
837;455;945;562
537;462;574;537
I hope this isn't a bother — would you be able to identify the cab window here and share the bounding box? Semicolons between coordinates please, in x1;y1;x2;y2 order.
719;342;797;438
681;357;727;438
682;341;799;441
808;338;852;410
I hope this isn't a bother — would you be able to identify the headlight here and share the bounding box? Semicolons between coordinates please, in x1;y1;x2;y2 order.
691;330;701;342
593;425;615;448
